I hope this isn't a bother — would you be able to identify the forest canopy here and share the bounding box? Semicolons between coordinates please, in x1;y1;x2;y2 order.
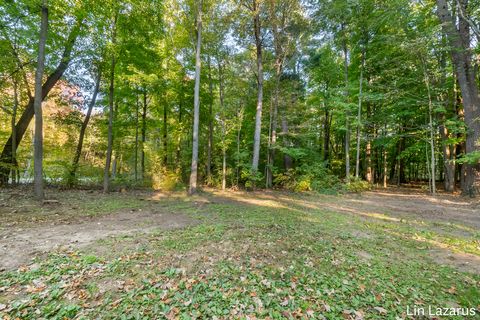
1;0;480;198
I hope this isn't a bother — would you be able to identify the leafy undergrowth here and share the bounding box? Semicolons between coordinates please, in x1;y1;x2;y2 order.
1;192;479;319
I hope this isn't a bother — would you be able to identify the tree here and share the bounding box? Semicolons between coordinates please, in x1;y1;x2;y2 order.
436;0;480;194
103;12;117;193
68;69;101;186
189;0;203;195
0;13;84;185
33;0;49;200
250;0;264;177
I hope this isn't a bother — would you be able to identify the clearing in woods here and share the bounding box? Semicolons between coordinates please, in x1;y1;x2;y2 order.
0;188;479;319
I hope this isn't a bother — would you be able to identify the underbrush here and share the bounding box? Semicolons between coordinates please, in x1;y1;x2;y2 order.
274;164;339;193
273;164;364;194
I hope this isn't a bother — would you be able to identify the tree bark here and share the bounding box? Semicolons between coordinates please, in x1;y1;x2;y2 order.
33;0;48;200
436;0;480;194
355;50;365;179
281;113;293;170
11;78;19;185
251;0;264;175
342;27;350;182
189;0;203;195
141;90;147;179
176;77;185;173
383;147;388;188
69;70;101;185
423;59;436;194
103;14;117;193
134;94;139;181
162;94;168;167
266;3;284;188
323;103;331;162
0;18;83;185
206;55;214;183
217;57;227;190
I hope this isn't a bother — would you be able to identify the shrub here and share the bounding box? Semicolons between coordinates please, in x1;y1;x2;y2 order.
273;163;343;194
345;178;372;193
151;168;183;191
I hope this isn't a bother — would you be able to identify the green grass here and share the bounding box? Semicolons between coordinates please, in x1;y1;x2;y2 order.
1;192;479;319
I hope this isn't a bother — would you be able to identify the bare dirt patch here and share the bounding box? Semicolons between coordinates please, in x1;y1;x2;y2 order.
0;209;195;271
429;248;480;274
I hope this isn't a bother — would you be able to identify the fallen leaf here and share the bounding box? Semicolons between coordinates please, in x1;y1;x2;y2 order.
374;306;387;315
447;286;456;294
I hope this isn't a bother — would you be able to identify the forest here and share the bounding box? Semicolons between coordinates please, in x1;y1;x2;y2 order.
0;0;480;319
0;0;478;196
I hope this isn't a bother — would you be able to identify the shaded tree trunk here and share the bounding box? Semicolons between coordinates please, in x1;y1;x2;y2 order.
281;113;292;170
383;147;388;188
355;49;365;179
33;1;48;200
176;76;185;174
189;0;203;195
206;56;213;183
141;91;147;179
134;94;139;181
162;95;168;167
11;78;19;185
323;103;331;162
103;15;117;193
217;57;227;190
342;28;350;182
69;71;101;186
251;0;264;175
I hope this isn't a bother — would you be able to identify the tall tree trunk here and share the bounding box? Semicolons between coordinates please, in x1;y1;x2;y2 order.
163;96;168;167
365;102;373;183
103;15;117;193
217;57;227;190
267;12;283;187
134;94;139;181
11;78;19;185
69;71;101;185
281;113;292;170
323;103;331;162
176;77;185;173
342;29;350;182
355;50;365;179
141;90;147;179
206;55;213;183
396;126;406;185
0;18;83;185
267;78;278;188
422;59;436;194
189;0;203;195
437;0;480;194
383;147;388;188
251;0;263;175
236;104;243;187
33;1;48;200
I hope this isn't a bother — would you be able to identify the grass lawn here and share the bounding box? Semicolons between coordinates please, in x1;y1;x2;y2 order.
0;190;479;319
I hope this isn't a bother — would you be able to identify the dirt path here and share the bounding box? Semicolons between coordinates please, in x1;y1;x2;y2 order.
338;191;480;228
210;189;480;274
0;209;194;271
